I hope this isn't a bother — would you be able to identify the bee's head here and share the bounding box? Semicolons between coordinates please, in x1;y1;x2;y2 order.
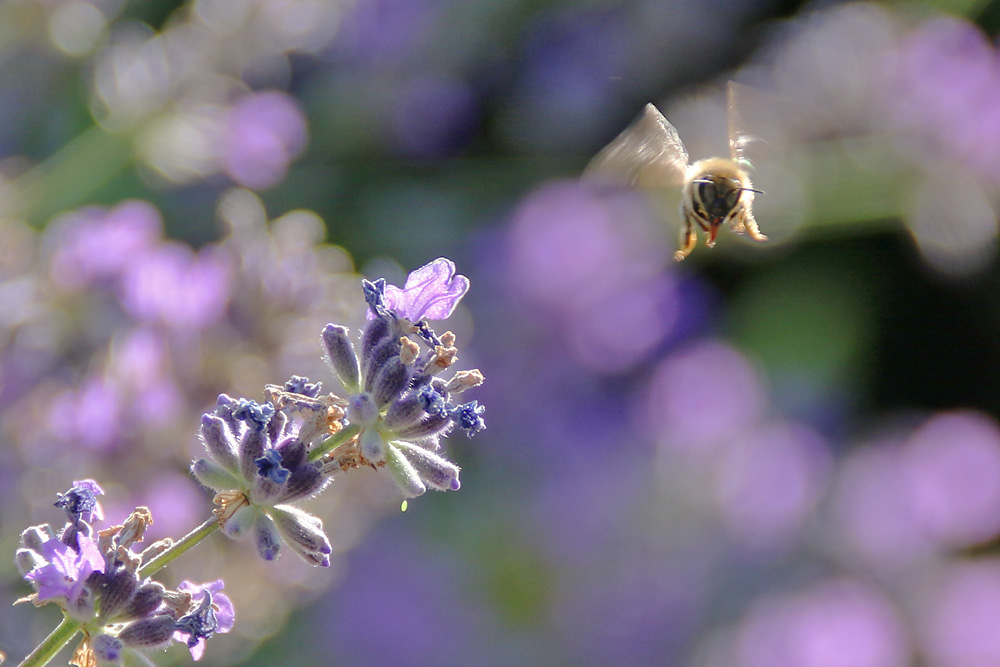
687;158;762;245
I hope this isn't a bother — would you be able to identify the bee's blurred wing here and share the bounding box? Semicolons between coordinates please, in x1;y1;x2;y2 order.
727;81;775;168
583;103;689;188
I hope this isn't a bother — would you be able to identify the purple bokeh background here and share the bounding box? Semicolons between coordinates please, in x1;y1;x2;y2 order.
3;2;1000;666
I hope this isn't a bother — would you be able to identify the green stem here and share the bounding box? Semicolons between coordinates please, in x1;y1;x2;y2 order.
139;516;219;579
308;423;362;463
18;616;81;667
15;124;134;226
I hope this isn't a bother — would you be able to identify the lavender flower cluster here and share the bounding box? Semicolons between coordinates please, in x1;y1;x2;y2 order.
13;258;484;666
192;258;484;563
18;480;234;666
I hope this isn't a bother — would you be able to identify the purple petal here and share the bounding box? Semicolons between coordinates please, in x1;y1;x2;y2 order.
178;579;235;633
72;480;105;521
27;537;101;602
72;479;105;496
184;635;207;661
76;534;106;573
382;257;469;321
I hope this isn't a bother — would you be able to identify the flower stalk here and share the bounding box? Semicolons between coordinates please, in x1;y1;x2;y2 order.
138;517;220;579
18;616;81;667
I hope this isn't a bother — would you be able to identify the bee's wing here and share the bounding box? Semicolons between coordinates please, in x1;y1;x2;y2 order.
727;81;771;168
583;103;689;188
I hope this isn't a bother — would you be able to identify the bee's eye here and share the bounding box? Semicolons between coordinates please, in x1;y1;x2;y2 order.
724;188;741;209
697;180;717;203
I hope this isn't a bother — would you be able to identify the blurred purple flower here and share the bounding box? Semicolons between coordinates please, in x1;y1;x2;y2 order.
891;16;1000;181
901;411;1000;547
25;535;104;604
173;579;235;661
332;0;437;68
713;422;831;553
508;182;665;311
48;376;123;452
734;579;910;667
310;529;496;664
110;327;184;427
507;181;677;371
550;539;710;664
391;75;479;157
501;8;631;152
138;474;203;544
224;91;308;190
48;200;162;290
531;457;645;566
380;257;469;321
830;442;934;571
918;560;1000;665
118;243;232;330
643;340;764;454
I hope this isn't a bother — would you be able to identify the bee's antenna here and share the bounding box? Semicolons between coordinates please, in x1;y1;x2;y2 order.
741;187;764;195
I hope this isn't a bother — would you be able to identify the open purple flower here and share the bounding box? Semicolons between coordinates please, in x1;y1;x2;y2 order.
54;479;105;524
24;535;105;619
173;580;235;661
377;257;469;322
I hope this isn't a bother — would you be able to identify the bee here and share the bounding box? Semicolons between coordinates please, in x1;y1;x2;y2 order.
584;82;767;261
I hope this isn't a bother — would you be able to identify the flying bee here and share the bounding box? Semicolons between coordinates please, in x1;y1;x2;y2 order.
584;82;767;261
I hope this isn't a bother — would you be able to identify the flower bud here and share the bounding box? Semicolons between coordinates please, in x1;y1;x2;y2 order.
383;395;425;430
276;437;306;469
278;464;325;503
20;525;54;552
322;324;361;391
92;633;123;663
221;502;258;539
15;548;46;577
360;314;395;362
117;582;165;622
386;444;427;498
393;441;461;491
98;567;138;619
359;427;386;464
200;414;240;472
395;412;452;440
119;615;176;648
191;458;241;491
269;505;332;567
362;338;399;392
347;393;379;426
371;356;410;407
238;427;266;483
213;395;243;447
255;515;282;561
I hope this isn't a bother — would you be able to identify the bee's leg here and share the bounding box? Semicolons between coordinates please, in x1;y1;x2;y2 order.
743;210;768;242
674;217;696;261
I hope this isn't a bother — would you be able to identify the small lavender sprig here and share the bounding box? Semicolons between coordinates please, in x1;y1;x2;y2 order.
311;259;485;497
16;482;233;667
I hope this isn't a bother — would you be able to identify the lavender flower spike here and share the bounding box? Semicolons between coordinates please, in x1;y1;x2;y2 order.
373;257;470;322
316;262;485;500
191;391;332;565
